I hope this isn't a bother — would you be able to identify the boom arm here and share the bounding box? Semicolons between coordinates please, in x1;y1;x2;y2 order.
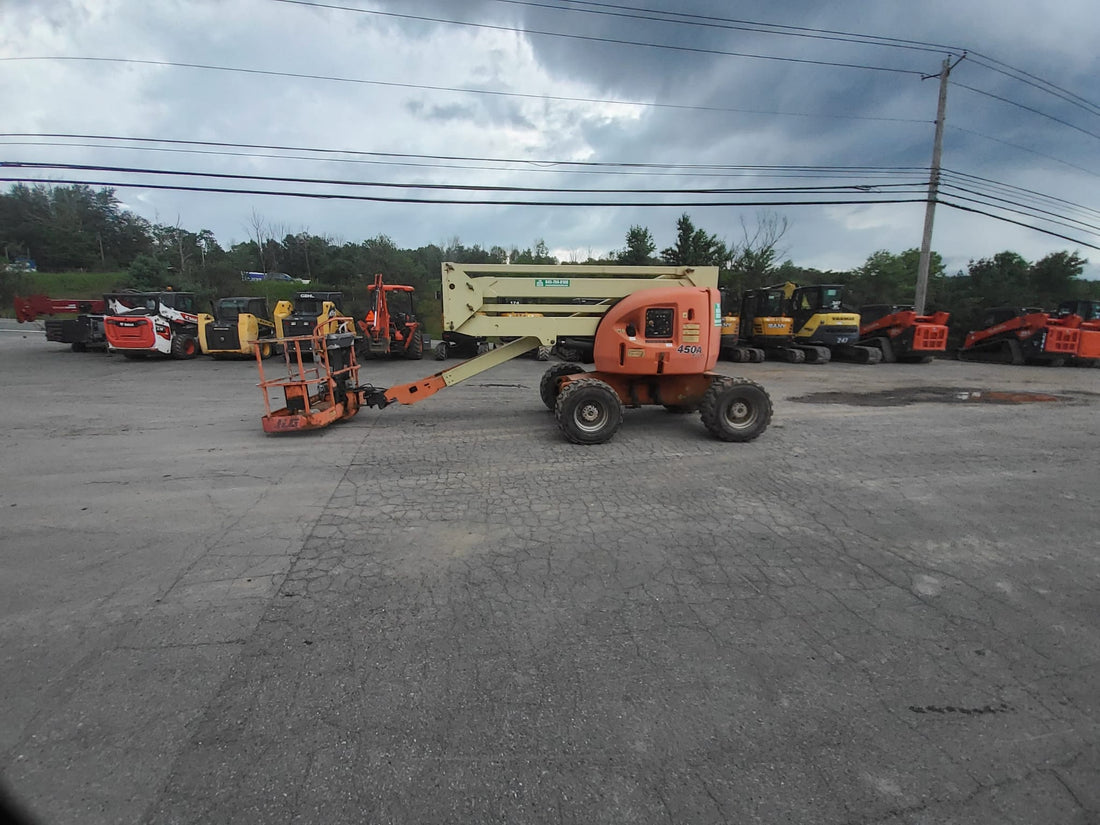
15;294;106;323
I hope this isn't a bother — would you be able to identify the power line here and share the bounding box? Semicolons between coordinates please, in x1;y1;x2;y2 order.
0;133;928;175
496;0;1100;120
938;198;1100;251
0;176;929;208
951;81;1100;142
0;140;933;181
7;173;1094;250
0;57;927;126
267;0;925;75
0;161;931;196
945;125;1100;179
485;0;957;56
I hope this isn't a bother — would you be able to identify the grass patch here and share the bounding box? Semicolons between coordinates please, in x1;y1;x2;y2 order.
17;271;130;298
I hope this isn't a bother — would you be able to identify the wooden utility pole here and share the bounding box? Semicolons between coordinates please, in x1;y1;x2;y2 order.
915;54;963;315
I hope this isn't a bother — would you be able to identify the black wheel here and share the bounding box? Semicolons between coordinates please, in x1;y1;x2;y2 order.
406;329;424;360
70;342;86;353
555;378;623;444
555;345;583;362
171;335;198;360
699;376;772;442
540;363;585;410
782;347;804;364
434;342;448;361
257;342;274;359
536;346;550;362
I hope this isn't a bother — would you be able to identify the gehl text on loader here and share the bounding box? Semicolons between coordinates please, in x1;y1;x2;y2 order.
255;264;772;445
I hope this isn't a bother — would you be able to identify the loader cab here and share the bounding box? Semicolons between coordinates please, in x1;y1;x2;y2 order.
741;287;792;340
277;291;345;345
787;284;857;339
980;307;1027;328
1056;300;1100;321
214;296;269;324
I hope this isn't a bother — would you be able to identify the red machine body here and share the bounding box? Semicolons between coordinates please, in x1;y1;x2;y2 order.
961;308;1079;365
14;294;106;323
859;305;949;363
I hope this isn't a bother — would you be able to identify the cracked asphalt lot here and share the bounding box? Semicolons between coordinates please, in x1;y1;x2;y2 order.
1;323;1098;824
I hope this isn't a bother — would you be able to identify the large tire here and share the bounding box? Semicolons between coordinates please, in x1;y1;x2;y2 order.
555;345;583;362
540;363;586;410
699;376;772;443
406;329;424;360
257;342;274;360
171;335;198;360
434;342;448;361
555;378;623;444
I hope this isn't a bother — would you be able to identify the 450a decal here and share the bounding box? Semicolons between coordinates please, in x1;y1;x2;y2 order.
677;344;703;355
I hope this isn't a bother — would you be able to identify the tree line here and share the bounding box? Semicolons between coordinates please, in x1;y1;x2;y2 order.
1;183;1096;339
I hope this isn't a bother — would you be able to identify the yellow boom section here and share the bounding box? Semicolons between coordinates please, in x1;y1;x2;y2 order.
441;263;718;344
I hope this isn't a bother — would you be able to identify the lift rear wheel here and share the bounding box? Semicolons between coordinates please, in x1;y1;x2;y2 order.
700;376;772;442
540;363;586;410
406;329;424;360
555;378;623;444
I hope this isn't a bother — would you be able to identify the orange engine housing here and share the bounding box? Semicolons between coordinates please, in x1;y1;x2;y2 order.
592;287;721;375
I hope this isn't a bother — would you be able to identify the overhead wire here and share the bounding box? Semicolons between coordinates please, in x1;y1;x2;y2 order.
266;0;926;75
6;172;1095;251
0;161;932;196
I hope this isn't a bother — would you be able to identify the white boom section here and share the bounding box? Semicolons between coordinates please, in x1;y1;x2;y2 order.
441;263;719;344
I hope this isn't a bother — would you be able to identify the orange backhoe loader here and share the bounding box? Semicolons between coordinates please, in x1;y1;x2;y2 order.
356;273;424;359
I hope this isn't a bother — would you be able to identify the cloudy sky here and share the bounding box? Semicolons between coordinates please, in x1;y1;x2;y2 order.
2;0;1099;278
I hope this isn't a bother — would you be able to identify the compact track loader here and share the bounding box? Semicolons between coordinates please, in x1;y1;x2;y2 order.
858;305;950;363
959;307;1080;366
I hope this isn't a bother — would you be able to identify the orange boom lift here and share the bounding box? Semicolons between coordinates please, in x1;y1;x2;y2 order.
257;272;772;445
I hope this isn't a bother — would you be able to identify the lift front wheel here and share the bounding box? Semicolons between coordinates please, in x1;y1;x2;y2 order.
555;378;623;444
700;376;772;442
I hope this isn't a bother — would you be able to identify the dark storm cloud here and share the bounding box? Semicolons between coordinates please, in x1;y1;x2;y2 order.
5;0;1097;274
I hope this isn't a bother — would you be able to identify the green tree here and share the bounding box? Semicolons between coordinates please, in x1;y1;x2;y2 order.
848;248;944;307
1029;250;1088;307
615;225;657;265
660;214;728;267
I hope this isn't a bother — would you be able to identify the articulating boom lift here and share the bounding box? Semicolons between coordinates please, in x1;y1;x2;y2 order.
256;263;771;444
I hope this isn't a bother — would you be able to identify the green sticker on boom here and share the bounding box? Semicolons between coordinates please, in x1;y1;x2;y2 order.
713;302;722;327
535;278;571;287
